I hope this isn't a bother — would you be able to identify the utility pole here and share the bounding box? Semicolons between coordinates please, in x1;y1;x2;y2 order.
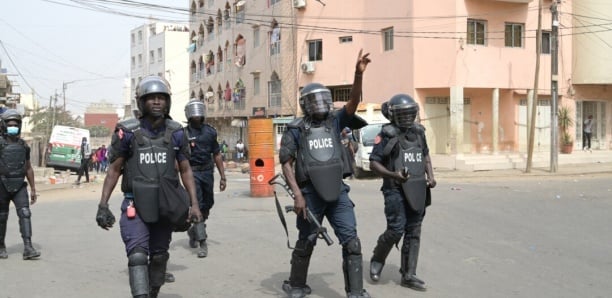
47;95;53;137
52;91;58;128
550;1;559;172
62;82;67;124
61;80;78;113
526;0;543;173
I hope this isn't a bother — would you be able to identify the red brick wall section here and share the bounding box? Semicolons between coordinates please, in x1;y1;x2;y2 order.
84;113;119;132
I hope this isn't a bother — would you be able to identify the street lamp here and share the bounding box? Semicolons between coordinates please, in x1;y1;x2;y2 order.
62;80;78;113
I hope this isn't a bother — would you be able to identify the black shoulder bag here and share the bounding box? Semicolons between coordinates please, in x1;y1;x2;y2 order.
150;128;191;227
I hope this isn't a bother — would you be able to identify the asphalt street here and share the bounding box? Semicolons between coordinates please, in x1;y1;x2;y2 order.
1;167;611;298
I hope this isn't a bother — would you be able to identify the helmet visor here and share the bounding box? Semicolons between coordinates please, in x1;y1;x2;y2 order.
303;91;332;119
185;101;206;120
391;105;418;129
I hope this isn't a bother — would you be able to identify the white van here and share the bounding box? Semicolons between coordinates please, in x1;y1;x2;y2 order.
45;125;91;172
351;103;389;178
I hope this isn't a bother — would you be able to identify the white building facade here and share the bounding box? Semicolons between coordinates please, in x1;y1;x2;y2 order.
130;22;190;123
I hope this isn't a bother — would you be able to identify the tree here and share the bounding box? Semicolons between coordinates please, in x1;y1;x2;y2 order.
28;106;82;136
88;125;111;138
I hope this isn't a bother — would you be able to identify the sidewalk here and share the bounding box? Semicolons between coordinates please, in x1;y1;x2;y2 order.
435;160;612;181
34;159;612;193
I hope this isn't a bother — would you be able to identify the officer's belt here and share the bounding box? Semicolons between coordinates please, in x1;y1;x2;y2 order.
191;163;214;171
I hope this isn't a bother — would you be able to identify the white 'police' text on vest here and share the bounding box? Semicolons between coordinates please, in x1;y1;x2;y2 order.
403;152;422;163
139;152;167;164
308;138;333;150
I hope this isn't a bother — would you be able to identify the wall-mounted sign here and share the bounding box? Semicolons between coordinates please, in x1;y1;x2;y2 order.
252;107;266;117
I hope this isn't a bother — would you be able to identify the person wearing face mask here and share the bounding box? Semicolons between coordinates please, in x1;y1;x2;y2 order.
0;109;41;260
367;94;436;291
278;49;371;298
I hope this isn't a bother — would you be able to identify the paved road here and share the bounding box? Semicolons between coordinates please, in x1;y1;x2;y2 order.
1;167;611;298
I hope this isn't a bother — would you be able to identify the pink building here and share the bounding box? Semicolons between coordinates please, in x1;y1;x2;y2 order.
190;0;611;155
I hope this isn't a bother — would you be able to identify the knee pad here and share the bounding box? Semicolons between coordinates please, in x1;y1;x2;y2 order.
149;252;169;287
293;239;314;257
0;211;8;222
150;252;169;265
17;207;31;219
128;248;148;267
344;238;362;256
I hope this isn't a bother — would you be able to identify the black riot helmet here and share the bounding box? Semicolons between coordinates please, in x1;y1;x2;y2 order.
381;101;391;120
299;83;333;121
184;99;206;122
135;75;172;117
387;94;419;130
1;109;23;135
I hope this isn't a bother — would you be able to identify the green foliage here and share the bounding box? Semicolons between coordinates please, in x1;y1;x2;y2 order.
28;106;82;135
88;125;111;137
558;106;574;145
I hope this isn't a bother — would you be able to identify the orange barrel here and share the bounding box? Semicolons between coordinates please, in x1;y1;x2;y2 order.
248;118;276;197
248;118;275;159
249;157;275;197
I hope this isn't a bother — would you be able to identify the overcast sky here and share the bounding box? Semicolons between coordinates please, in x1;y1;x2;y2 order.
1;0;188;117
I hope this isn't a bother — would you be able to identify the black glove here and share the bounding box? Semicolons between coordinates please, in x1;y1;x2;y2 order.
96;204;116;230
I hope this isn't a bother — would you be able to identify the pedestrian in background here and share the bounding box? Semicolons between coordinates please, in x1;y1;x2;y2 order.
75;137;91;185
98;144;108;172
583;115;594;151
95;76;202;297
0;109;41;260
235;139;245;162
220;140;228;161
368;94;436;291
183;99;226;258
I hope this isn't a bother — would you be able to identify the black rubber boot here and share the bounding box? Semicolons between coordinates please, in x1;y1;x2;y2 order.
191;222;208;257
0;212;8;259
369;232;397;282
198;240;208;258
283;239;313;298
187;226;197;248
400;237;426;291
149;252;169;297
22;238;40;260
164;272;175;283
344;256;371;298
282;280;312;298
129;265;149;297
128;251;149;298
19;217;40;260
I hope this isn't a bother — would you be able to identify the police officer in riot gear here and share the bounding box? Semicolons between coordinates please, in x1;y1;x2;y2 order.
96;76;202;298
183;99;226;258
0;109;41;260
368;93;436;291
279;49;371;298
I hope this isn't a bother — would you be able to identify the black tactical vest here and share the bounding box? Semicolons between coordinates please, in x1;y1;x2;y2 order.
0;137;27;193
119;119;182;193
293;116;349;202
384;125;428;213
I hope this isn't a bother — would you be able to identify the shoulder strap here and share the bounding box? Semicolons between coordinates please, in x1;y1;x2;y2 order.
381;124;400;156
383;136;399;156
118;118;140;131
164;119;183;145
287;117;304;129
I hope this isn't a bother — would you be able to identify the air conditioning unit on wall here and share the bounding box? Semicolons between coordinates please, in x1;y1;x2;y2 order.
293;0;306;9
301;61;315;74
